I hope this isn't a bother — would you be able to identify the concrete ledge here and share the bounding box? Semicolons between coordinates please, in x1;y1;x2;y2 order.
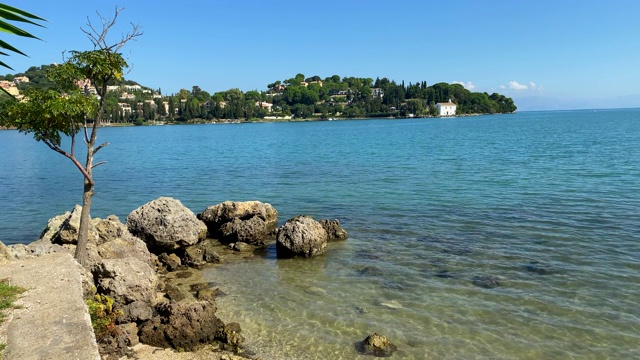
0;253;100;360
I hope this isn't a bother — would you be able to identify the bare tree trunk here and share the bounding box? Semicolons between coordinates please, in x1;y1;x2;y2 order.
75;143;94;266
75;178;93;265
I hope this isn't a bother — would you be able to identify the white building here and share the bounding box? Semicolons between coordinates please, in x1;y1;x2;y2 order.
436;99;456;116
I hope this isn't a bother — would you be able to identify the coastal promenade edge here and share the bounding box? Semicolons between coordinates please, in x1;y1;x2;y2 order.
0;252;100;360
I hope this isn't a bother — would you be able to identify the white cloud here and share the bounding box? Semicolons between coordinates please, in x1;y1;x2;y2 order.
508;81;528;90
503;80;543;92
529;82;543;91
452;81;476;90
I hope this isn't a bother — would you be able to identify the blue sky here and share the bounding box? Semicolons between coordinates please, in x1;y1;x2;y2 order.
5;0;640;110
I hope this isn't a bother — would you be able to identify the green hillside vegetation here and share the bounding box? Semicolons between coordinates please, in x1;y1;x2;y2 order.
1;67;516;124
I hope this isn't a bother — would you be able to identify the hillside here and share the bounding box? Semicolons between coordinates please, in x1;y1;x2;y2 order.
1;66;516;123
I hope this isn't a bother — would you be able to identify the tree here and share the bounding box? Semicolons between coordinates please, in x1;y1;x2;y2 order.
2;8;141;265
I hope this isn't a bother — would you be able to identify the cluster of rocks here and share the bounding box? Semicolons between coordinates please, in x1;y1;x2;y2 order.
2;196;350;358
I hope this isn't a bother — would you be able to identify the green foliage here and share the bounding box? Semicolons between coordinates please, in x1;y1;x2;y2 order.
0;3;46;70
86;294;122;337
4;85;96;145
0;279;24;317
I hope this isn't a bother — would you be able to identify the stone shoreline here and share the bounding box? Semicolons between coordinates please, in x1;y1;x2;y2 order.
0;197;378;360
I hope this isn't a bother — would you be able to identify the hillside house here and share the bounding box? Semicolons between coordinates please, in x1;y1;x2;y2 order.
436;99;457;116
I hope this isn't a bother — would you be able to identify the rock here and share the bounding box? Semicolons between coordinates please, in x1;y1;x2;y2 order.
219;217;269;245
276;215;328;258
181;239;223;268
50;205;81;244
86;216;155;269
39;210;71;243
380;300;403;309
182;246;206;268
199;201;278;244
199;239;223;263
229;242;253;252
0;241;15;264
357;266;384;277
435;270;458;279
93;257;159;323
117;322;140;347
472;275;504;289
126;197;207;252
9;239;71;260
216;322;244;347
356;333;398;357
304;286;327;296
38;205;98;245
164;283;190;302
138;300;225;351
355;306;369;314
196;288;217;301
525;261;556;275
320;219;348;241
158;253;182;271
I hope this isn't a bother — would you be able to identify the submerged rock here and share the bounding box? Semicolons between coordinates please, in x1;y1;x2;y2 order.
126;197;207;252
471;275;505;289
380;300;403;309
275;215;328;258
356;333;398;357
357;266;384;277
435;269;458;279
525;260;556;275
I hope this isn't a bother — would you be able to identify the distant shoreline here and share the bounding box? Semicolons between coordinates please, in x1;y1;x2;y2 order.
0;112;514;131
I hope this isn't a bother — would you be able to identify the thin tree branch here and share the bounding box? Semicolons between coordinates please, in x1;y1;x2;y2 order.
94;141;110;154
42;139;95;185
81;7;143;52
83;122;90;144
92;161;107;169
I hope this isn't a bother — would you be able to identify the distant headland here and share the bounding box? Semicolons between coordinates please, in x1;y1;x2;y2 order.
1;66;516;125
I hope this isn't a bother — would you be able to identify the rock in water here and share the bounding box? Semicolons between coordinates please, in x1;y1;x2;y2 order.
319;219;348;241
356;333;398;357
138;300;232;351
199;200;278;244
126;197;207;252
275;215;328;258
525;260;556;275
472;275;504;289
380;300;403;309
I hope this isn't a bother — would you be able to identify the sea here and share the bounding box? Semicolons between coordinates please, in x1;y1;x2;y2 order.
1;109;639;359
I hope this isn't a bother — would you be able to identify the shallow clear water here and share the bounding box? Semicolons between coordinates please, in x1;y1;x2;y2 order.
1;110;639;359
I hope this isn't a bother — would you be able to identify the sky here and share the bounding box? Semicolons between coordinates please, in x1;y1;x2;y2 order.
5;0;640;111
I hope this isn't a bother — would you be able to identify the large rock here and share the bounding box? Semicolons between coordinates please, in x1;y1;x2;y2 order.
320;219;348;241
138;300;227;351
0;241;15;264
199;201;277;244
93;257;159;323
356;333;398;357
219;217;270;245
126;197;207;252
40;205;97;245
276;215;328;258
86;215;155;269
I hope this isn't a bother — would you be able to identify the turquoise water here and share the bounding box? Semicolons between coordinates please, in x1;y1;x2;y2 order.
1;110;639;358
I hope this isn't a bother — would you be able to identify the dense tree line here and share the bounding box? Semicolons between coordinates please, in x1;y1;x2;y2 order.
2;67;516;123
